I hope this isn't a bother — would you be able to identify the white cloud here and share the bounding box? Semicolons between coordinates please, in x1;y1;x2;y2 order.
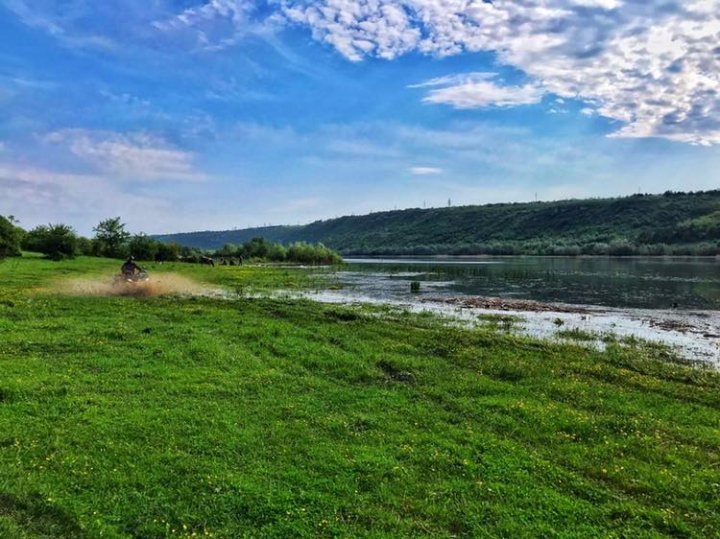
407;72;495;89
0;162;174;233
152;0;280;51
44;129;207;181
420;78;545;109
409;166;443;175
282;0;720;145
153;0;251;31
283;1;421;60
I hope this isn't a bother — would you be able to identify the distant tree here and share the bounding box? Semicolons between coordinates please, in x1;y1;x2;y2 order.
608;239;635;256
128;234;159;261
286;241;342;264
156;242;180;262
266;242;287;262
242;237;271;259
0;215;23;258
75;236;96;256
216;243;239;257
93;217;130;258
21;226;44;253
23;224;78;260
177;245;203;263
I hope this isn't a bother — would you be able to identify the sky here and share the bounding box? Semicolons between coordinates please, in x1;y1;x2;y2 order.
0;0;719;236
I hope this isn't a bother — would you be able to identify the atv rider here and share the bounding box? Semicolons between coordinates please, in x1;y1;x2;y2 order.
121;256;142;277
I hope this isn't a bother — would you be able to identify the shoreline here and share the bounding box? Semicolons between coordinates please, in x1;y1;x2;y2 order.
283;289;720;368
345;254;720;259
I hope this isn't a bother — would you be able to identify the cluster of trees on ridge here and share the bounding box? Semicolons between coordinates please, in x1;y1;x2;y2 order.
154;190;720;256
0;216;342;265
214;237;342;265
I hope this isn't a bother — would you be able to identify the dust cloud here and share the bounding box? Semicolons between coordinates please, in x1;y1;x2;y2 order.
57;273;211;298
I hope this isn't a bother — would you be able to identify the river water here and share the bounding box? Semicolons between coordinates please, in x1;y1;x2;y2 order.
295;256;719;365
338;256;720;311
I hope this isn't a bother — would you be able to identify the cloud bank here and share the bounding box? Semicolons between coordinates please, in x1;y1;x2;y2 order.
44;129;207;181
10;1;718;144
282;0;720;145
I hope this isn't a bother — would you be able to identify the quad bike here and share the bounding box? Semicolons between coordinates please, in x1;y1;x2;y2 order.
113;269;150;285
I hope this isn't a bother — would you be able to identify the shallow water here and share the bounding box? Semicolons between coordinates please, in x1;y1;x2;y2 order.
296;288;720;367
340;256;720;310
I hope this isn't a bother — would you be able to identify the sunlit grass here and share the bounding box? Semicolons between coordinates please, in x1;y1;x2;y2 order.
0;256;718;537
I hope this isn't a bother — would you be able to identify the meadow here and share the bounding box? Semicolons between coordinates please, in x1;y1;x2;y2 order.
0;256;718;537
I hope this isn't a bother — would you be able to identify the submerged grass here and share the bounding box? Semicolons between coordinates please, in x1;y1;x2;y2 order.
556;328;600;342
0;256;718;537
477;313;522;332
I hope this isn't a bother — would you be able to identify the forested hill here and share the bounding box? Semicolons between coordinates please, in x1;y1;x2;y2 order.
155;190;720;256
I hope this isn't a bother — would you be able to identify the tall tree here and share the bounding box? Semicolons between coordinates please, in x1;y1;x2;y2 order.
93;217;130;258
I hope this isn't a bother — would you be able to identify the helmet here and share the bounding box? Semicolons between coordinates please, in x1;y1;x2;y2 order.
128;256;135;261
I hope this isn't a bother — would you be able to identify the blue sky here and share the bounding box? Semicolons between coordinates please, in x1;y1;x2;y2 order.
1;0;719;235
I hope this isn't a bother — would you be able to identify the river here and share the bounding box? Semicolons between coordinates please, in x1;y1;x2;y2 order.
337;256;720;310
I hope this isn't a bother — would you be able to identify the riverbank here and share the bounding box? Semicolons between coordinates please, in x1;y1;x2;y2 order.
291;289;720;368
429;296;720;365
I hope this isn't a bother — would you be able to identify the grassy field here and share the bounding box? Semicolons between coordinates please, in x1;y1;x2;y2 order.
0;256;719;538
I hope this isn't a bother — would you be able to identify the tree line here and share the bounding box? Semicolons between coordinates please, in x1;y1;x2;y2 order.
0;216;343;265
214;237;343;265
343;239;720;257
154;190;720;256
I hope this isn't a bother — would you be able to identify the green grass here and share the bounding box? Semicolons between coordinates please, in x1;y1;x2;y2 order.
476;314;521;332
0;256;719;537
556;328;599;342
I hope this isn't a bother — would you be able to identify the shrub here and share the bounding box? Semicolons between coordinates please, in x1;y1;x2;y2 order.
128;234;160;261
0;216;22;258
287;242;343;264
22;224;78;260
156;242;180;262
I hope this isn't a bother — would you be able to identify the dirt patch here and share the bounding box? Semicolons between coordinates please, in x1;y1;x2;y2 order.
650;318;702;334
56;273;210;298
424;296;593;314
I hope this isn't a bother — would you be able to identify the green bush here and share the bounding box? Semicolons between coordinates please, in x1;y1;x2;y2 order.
22;224;78;260
156;242;180;262
128;234;160;261
287;241;343;264
0;216;22;258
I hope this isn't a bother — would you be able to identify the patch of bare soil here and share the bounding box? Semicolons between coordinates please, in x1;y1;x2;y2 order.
57;273;208;298
424;296;593;314
650;319;703;334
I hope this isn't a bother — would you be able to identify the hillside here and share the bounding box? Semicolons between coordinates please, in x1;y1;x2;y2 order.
155;190;720;255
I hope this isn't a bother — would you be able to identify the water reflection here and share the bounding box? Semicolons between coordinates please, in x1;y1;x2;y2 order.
341;256;720;310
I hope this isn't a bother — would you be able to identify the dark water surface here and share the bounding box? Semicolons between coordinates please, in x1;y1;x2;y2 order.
340;256;720;310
